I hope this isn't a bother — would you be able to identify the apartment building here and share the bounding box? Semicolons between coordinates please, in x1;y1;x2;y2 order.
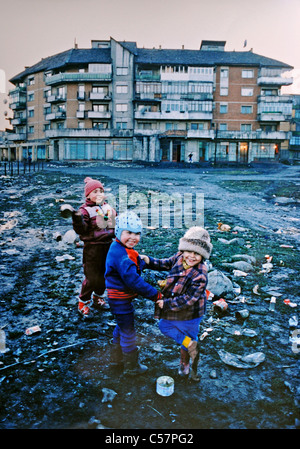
5;38;294;163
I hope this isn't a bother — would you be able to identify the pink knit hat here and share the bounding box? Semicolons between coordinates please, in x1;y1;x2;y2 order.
84;177;104;197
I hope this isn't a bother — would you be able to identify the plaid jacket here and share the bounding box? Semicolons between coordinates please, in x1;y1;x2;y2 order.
148;252;208;321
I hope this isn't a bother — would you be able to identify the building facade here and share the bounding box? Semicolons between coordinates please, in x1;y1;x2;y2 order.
3;38;294;163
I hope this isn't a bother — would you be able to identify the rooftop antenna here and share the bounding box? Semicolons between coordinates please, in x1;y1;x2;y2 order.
74;37;78;49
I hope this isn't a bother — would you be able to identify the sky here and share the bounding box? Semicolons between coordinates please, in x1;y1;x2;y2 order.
1;0;300;131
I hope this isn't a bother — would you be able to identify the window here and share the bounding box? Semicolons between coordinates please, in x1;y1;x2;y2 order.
116;122;127;129
88;64;111;73
28;108;34;117
93;104;107;112
241;105;253;114
78;121;85;129
220;104;228;114
28;125;34;134
78;102;85;111
241;124;252;132
44;106;51;115
116;103;128;112
241;88;253;96
220;88;228;96
116;85;128;94
220;68;228;78
219;123;227;131
28;93;34;102
242;70;254;78
78;85;85;99
28;76;35;85
92;122;108;129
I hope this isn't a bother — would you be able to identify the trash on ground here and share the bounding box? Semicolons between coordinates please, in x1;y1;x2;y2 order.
224;326;257;337
218;222;231;232
289;316;298;328
218;349;265;369
213;298;228;313
253;285;260;295
235;309;250;319
269;296;276;312
55;254;75;262
156;376;174;397
233;269;248;277
25;325;41;336
101;388;118;403
60;204;75;218
283;299;298;308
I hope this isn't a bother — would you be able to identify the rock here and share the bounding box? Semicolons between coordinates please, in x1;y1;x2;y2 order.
101;388;117;403
231;254;256;265
222;261;254;272
207;270;234;297
62;229;77;244
218;237;245;245
209;369;217;379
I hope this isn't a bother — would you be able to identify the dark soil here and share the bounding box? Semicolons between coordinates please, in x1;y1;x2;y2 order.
0;161;299;431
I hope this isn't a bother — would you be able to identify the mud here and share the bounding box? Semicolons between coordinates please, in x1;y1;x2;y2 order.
0;162;299;430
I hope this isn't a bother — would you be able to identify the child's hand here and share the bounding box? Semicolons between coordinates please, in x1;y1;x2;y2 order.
140;255;150;264
156;299;164;309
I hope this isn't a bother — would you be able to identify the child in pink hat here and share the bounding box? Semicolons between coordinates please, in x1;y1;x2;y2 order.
72;177;116;319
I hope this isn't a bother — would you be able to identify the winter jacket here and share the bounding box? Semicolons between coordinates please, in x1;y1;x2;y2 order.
105;239;161;304
72;198;116;244
147;252;208;321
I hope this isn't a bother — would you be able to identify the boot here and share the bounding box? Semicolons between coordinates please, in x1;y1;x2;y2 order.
92;293;109;310
78;299;94;319
178;348;190;377
110;343;123;367
123;349;148;376
188;341;200;382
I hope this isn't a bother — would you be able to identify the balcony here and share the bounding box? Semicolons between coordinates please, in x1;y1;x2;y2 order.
45;111;66;121
45;128;111;138
135;111;213;120
7;133;26;141
10;100;26;110
136;73;161;81
45;72;112;85
76;111;85;119
257;76;293;86
215;130;289;141
187;129;215;139
257;95;293;104
89;92;111;101
87;111;111;119
11;117;26;126
257;112;290;122
47;94;66;103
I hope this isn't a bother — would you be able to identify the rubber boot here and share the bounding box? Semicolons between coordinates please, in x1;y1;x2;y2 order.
178;348;190;377
188;341;200;382
123;349;148;376
110;343;123;367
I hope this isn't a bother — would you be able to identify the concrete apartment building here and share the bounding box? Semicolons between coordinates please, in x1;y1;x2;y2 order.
3;38;294;164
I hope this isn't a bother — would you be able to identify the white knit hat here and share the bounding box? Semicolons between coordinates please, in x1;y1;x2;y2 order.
178;226;212;260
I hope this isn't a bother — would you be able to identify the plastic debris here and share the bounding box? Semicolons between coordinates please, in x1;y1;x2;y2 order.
253;285;260;295
55;254;75;262
213;298;228;313
101;388;117;403
224;326;257;337
235;309;250;319
218;222;231;232
289;316;298;328
218;349;265;369
233;269;248;277
25;325;41;336
283;299;297;308
269;296;276;312
0;326;9;354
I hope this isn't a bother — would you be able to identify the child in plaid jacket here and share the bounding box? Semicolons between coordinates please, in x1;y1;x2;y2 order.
141;226;212;381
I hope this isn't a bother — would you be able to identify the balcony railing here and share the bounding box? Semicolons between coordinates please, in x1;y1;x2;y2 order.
257;76;293;86
87;111;111;119
45;111;66;121
47;94;67;103
89;92;111;101
45;72;112;85
45;128;111;138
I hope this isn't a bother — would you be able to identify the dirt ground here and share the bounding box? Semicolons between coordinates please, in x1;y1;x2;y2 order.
0;161;299;431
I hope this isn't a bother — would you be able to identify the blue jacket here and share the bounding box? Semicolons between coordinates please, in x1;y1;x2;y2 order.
105;240;160;302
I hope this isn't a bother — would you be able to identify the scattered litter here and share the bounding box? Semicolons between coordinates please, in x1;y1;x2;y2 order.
213;298;228;313
218;349;265;369
218;222;231;232
224;327;257;338
235;309;250;320
289;316;298;328
233;270;248;277
283;299;297;308
253;285;260;295
55;254;75;262
217;237;245;245
156;376;174;397
0;325;9;354
280;244;294;249
25;325;41;336
269;296;276;312
53;232;62;241
101;388;117;403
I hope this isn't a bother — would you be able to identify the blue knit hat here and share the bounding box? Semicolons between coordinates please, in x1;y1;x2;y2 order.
115;211;143;240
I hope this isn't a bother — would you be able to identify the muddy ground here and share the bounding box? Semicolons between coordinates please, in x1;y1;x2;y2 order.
0;161;299;431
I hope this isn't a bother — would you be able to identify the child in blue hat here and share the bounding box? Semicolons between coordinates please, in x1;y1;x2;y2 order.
105;211;162;376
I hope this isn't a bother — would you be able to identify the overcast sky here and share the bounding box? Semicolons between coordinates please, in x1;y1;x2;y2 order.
1;0;299;131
